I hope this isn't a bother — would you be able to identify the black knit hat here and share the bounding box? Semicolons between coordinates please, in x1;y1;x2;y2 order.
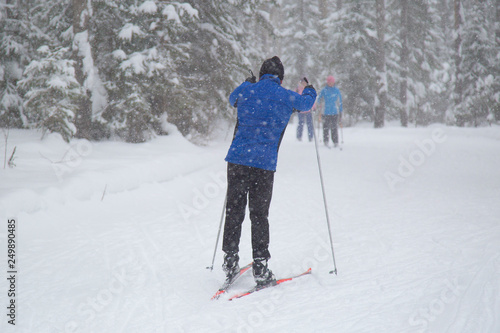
259;56;284;81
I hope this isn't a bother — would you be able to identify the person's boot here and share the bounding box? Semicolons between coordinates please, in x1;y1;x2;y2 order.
222;252;240;279
253;258;276;286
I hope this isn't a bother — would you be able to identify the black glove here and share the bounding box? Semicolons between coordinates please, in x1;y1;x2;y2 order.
302;77;315;92
245;75;256;83
305;84;315;93
246;70;256;83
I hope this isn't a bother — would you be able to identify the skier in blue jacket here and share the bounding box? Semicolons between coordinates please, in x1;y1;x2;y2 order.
222;56;317;286
317;75;343;147
296;78;315;142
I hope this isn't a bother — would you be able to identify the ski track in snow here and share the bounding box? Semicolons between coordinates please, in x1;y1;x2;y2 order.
1;123;499;333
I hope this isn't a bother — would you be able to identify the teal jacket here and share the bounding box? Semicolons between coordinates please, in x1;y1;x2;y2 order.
318;86;342;115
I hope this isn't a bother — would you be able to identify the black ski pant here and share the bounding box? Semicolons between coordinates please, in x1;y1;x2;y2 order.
222;163;274;260
323;114;339;144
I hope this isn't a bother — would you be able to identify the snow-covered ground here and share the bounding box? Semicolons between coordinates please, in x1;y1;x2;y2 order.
1;122;499;333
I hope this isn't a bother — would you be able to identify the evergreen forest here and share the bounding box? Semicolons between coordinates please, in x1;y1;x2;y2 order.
1;0;499;143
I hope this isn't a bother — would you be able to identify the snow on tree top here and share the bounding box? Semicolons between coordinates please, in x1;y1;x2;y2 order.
48;75;73;89
177;3;198;18
112;50;127;61
37;45;50;54
118;23;144;41
162;3;199;24
138;1;157;14
162;5;181;24
120;52;147;75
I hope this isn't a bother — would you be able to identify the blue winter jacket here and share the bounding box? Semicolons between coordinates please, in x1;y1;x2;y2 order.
318;86;342;115
225;74;317;171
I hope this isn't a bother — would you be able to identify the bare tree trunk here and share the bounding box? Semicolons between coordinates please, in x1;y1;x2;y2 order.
257;3;270;51
72;0;92;139
453;0;462;108
318;0;330;70
438;0;450;33
399;0;409;127
496;0;500;46
296;0;306;79
374;0;387;128
270;3;283;57
496;0;500;123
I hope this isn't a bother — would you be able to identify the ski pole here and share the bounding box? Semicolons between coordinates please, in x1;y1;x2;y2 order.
340;119;344;144
312;117;338;275
207;193;227;271
317;112;321;143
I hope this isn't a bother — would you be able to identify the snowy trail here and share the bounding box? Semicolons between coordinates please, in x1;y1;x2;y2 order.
1;124;499;332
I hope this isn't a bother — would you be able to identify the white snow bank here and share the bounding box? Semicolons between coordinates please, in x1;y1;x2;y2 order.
0;127;217;218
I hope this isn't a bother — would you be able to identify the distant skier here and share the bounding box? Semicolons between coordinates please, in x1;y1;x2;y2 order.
295;78;315;142
222;56;317;286
317;75;343;147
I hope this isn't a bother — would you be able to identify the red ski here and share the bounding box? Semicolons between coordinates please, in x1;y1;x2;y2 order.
211;263;253;300
228;268;312;301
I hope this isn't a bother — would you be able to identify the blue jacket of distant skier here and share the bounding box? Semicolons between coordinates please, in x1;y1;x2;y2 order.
225;74;317;171
318;86;342;115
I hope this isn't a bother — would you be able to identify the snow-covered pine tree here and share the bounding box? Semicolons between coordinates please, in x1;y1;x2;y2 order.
374;0;387;128
72;0;108;140
451;0;463;124
457;0;497;126
95;0;198;142
392;0;446;126
252;2;278;62
1;0;78;133
279;0;322;87
493;0;500;123
171;0;264;139
0;0;31;128
324;1;377;124
428;0;455;124
316;0;332;80
398;0;410;127
18;46;86;142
